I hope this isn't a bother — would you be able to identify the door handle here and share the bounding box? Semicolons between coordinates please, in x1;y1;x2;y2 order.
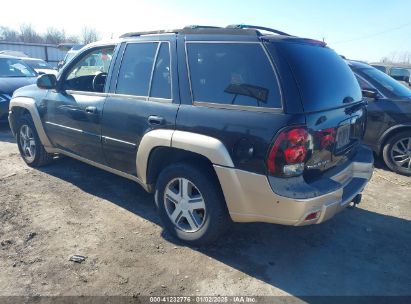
148;115;165;125
85;106;97;114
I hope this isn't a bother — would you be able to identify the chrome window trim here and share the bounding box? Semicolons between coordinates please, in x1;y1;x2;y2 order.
147;97;173;104
193;101;283;113
184;41;284;111
65;90;108;97
106;93;174;104
113;41;173;101
107;93;150;100
147;43;161;100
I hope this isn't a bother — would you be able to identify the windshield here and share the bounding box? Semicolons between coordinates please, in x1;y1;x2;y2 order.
358;67;411;98
0;58;37;77
23;59;53;70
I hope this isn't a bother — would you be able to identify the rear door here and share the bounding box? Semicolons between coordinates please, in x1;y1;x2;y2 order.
101;38;178;175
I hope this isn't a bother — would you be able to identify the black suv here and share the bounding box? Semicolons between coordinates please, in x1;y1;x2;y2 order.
349;61;411;176
8;25;373;244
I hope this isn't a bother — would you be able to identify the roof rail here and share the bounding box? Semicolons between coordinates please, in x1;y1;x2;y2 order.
226;24;291;36
183;25;222;30
120;29;178;38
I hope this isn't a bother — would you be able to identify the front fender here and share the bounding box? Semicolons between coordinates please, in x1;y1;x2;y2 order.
9;97;56;151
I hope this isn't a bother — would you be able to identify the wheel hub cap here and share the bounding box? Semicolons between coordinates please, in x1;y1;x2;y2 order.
164;177;206;233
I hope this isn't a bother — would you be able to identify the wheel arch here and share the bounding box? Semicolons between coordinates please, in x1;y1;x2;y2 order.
378;124;411;155
136;130;234;186
9;97;55;150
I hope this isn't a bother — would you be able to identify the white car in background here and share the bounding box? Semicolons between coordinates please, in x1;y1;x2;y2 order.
21;58;58;75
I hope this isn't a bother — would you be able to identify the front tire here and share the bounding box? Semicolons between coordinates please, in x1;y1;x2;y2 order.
16;115;54;167
154;162;229;245
382;131;411;176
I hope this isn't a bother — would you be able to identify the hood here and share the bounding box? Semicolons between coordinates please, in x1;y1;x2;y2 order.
0;77;37;95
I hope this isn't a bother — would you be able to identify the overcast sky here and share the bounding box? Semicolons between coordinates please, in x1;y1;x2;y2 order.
3;0;411;62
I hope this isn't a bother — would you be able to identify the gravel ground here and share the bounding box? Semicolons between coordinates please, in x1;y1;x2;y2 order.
0;123;410;297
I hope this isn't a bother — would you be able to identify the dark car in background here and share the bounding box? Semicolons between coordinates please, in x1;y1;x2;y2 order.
349;61;411;176
0;54;38;122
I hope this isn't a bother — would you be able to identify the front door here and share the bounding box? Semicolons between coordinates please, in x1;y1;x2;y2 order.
43;46;115;164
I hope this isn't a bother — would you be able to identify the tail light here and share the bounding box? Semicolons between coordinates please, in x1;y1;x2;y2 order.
267;127;311;177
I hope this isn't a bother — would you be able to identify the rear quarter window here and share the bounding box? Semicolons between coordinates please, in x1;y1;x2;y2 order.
186;42;282;109
268;42;362;112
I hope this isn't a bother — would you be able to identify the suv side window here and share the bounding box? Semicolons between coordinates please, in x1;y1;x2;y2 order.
186;43;281;109
116;42;158;96
150;43;171;99
64;47;114;92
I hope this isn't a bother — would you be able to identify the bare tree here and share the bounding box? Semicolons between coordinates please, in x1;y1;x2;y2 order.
80;27;101;44
0;26;20;42
382;51;411;64
19;24;44;43
44;27;67;44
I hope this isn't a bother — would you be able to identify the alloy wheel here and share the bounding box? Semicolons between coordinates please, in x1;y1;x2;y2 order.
390;137;411;172
19;124;36;162
164;177;206;232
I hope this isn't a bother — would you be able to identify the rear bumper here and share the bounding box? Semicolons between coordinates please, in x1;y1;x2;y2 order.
214;145;373;226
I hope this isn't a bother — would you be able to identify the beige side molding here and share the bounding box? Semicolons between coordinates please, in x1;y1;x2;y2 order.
136;129;174;184
136;130;234;184
171;131;234;167
9;97;57;152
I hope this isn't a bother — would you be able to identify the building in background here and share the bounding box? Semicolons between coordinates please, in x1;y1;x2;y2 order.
0;41;67;68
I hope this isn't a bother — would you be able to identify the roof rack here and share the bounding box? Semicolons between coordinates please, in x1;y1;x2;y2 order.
120;29;178;38
120;24;292;38
226;24;291;36
183;25;222;30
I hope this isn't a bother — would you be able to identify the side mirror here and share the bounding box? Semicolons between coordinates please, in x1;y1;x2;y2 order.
37;74;57;90
362;89;378;99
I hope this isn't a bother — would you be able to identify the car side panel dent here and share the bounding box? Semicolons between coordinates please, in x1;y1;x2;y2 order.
136;129;235;185
9;97;57;153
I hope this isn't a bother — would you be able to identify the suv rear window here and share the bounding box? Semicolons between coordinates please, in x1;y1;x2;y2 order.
267;42;362;112
186;43;281;109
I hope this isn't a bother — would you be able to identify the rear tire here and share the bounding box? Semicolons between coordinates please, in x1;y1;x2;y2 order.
16;115;54;167
154;162;229;246
382;131;411;176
